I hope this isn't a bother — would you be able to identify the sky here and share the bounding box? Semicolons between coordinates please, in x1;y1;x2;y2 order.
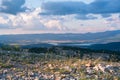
0;0;120;34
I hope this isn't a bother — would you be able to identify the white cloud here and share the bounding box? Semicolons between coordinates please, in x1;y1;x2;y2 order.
0;7;120;34
0;8;69;34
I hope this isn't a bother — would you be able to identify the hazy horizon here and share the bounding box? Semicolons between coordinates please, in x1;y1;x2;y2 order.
0;29;119;35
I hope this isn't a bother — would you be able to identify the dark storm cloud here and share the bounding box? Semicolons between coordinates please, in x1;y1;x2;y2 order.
0;0;26;15
41;0;120;16
89;0;120;14
41;1;88;15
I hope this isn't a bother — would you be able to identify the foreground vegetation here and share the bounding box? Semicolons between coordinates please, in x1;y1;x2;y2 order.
0;54;120;79
0;46;120;79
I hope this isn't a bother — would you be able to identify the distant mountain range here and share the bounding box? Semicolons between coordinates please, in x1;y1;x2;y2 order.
0;30;120;44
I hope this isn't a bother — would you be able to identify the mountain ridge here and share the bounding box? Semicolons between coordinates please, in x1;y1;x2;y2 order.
0;30;120;44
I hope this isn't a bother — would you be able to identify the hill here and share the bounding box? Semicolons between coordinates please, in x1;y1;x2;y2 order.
88;42;120;52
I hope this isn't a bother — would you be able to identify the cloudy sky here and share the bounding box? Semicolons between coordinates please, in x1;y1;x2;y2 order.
0;0;120;34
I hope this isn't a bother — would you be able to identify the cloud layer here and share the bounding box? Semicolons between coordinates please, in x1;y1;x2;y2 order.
41;0;120;15
0;0;120;34
0;0;26;14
